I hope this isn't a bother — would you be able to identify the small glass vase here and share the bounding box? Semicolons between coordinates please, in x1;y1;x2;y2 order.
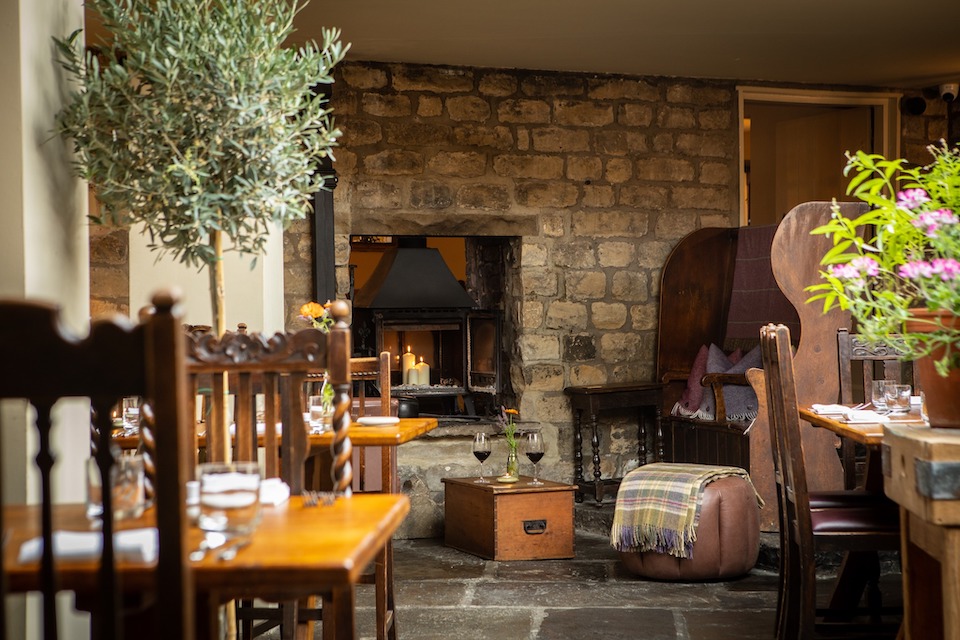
498;447;520;483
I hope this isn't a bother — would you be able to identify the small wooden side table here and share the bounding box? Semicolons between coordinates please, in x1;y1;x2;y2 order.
442;476;576;560
564;382;663;505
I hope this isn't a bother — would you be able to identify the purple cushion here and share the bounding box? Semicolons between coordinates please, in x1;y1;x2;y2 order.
674;344;709;416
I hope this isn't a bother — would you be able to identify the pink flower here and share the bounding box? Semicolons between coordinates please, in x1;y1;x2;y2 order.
911;208;959;237
850;256;880;276
930;258;960;281
899;261;935;279
829;264;860;279
896;188;931;210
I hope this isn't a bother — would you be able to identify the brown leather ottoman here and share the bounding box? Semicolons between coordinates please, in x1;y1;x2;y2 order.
617;475;760;581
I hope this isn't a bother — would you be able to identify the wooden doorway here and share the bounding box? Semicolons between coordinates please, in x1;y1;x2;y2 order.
738;87;901;227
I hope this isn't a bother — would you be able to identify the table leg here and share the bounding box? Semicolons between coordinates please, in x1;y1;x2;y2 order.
654;405;663;462
901;510;945;640
590;412;603;504
322;586;355;640
825;550;879;617
573;408;584;503
942;527;960;640
637;408;646;466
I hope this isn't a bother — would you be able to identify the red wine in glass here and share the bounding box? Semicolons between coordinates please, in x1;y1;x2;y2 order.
472;432;491;483
525;431;544;485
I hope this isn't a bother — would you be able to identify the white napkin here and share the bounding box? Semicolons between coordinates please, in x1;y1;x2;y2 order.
18;528;158;564
228;422;283;436
260;477;290;506
810;404;852;415
844;410;889;424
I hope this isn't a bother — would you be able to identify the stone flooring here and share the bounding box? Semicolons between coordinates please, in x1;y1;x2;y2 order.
348;530;781;640
260;500;901;639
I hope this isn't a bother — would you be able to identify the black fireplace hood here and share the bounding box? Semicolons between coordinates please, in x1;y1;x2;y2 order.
354;247;477;309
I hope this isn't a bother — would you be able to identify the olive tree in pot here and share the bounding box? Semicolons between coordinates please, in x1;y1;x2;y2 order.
55;0;347;336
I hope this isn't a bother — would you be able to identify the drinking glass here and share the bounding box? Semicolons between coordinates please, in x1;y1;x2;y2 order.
884;384;912;415
870;380;894;413
121;396;140;432
197;462;262;537
525;431;544;486
308;394;332;433
472;432;491;483
86;454;146;522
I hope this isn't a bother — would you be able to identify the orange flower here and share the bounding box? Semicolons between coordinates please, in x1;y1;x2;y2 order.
299;301;325;319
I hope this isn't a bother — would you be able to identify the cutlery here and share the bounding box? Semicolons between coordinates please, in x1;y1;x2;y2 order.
216;538;250;561
189;532;227;562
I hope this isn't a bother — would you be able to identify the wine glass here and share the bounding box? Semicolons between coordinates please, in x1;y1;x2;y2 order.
472;432;491;483
525;431;544;486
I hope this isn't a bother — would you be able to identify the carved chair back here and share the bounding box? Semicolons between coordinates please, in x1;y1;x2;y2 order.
0;290;193;640
184;300;353;495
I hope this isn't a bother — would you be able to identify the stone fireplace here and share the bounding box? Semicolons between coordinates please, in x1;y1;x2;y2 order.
350;235;514;420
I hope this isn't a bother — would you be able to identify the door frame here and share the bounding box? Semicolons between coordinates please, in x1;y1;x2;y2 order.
736;86;902;226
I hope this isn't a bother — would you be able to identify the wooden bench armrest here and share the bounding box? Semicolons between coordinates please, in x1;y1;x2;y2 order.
699;372;750;422
661;370;690;384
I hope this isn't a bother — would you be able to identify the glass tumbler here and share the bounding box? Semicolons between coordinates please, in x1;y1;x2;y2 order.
197;462;262;537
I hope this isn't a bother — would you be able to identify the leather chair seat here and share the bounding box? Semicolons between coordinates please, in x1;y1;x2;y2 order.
618;475;760;581
809;490;892;509
810;506;900;534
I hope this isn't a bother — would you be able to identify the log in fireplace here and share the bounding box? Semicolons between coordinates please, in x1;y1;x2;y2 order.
352;239;501;416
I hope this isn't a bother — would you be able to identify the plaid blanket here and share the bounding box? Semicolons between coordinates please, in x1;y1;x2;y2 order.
611;463;760;559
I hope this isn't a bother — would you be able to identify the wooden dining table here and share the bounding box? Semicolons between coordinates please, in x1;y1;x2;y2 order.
4;494;409;640
114;416;437;640
800;405;942;640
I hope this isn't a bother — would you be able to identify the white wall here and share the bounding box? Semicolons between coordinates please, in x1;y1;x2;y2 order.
129;223;286;334
1;0;92;637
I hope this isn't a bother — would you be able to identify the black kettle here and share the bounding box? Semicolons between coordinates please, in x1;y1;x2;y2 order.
396;396;420;418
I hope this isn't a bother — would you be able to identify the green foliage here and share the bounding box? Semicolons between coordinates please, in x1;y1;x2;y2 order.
806;142;960;375
55;0;348;273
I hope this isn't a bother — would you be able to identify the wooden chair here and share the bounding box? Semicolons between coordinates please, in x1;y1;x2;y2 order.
0;290;194;640
758;323;900;640
836;328;917;489
184;300;353;639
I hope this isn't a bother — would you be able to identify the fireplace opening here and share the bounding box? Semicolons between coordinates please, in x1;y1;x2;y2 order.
349;235;513;419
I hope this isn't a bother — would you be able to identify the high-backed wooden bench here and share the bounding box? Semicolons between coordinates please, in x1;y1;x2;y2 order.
657;201;866;530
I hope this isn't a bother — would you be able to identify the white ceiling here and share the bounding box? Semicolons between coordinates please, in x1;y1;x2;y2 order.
291;0;960;89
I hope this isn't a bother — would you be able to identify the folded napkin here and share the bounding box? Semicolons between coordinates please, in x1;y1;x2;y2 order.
844;410;889;424
260;477;290;506
18;528;158;564
228;422;283;436
810;404;852;415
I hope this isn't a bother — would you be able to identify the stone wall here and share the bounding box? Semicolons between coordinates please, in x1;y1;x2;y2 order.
282;61;743;537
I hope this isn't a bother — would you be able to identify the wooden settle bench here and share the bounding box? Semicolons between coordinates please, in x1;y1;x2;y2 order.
656;201;866;530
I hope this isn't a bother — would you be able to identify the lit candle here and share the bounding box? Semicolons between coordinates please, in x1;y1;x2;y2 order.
415;357;431;386
401;347;416;385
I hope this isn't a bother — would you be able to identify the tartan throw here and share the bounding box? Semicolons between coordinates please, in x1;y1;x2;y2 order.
611;463;760;559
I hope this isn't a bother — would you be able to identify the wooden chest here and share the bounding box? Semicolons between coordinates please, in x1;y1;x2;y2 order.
442;476;576;560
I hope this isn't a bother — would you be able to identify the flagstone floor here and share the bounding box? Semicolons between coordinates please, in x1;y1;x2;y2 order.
265;501;901;640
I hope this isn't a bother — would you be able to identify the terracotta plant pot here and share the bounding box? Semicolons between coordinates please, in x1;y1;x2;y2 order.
905;308;960;428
